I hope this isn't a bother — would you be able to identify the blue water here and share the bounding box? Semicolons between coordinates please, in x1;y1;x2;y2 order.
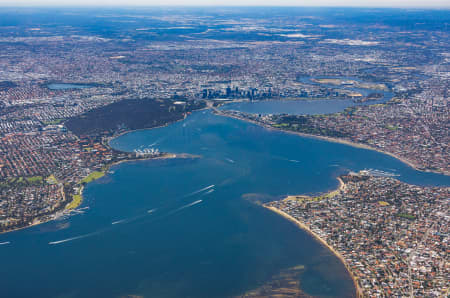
222;77;393;115
47;83;93;90
297;76;391;98
221;99;363;115
0;109;448;298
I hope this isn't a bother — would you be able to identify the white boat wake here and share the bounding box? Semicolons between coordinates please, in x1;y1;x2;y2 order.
49;230;101;245
111;219;126;225
200;189;215;196
50;186;213;245
182;185;215;198
112;208;158;225
149;137;165;147
168;200;203;215
176;200;202;212
0;241;10;245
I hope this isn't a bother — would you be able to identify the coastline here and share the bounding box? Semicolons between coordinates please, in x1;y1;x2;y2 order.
263;177;363;296
63;152;193;210
105;110;190;145
0;108;200;236
68;108;204;213
0;153;196;235
66;106;209;210
0;184;68;235
0;217;48;235
263;204;363;298
214;110;448;176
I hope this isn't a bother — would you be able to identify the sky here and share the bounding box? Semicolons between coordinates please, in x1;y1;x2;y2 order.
0;0;449;8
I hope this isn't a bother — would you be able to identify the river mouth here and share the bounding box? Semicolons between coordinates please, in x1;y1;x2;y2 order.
1;106;448;298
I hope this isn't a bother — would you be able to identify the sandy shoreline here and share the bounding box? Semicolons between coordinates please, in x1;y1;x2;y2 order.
264;177;363;296
214;110;448;176
263;205;363;298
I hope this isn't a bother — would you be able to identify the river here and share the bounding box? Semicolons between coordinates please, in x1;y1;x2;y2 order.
0;102;448;298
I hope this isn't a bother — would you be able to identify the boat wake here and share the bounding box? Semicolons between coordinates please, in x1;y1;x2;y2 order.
49;230;102;245
111;219;127;225
273;156;301;164
200;189;215;196
174;200;202;212
0;241;10;245
182;185;215;198
165;200;203;217
112;210;157;225
50;186;214;245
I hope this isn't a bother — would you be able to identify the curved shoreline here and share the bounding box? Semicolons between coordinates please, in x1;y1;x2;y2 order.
62;152;191;211
263;204;363;298
263;177;363;297
0;153;193;235
214;110;448;176
0;110;200;235
4;107;447;237
105;112;190;147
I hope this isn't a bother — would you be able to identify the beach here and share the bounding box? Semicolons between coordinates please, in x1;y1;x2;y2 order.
263;176;364;297
263;205;364;298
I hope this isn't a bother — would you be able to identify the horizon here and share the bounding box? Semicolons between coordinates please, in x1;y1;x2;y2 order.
1;1;449;9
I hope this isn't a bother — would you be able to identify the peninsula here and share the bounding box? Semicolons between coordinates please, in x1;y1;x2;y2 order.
265;171;449;297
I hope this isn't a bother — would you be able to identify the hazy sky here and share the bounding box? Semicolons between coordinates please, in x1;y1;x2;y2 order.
1;0;449;8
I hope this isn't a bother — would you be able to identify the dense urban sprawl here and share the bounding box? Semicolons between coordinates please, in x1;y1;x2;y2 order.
0;8;448;296
266;171;449;297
